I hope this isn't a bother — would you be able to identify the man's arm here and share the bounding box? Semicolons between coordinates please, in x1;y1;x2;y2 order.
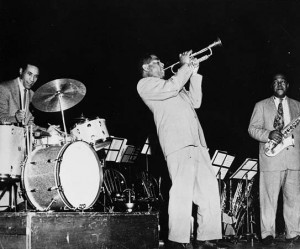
187;74;203;109
137;64;193;101
0;85;18;124
248;102;270;143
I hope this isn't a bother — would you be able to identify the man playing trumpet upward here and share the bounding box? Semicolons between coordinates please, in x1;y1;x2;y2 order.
137;51;222;249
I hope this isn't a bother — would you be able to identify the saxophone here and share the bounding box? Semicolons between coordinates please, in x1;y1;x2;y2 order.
264;115;300;157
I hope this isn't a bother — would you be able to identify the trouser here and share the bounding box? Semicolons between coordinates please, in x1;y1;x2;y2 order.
166;146;222;243
260;170;300;239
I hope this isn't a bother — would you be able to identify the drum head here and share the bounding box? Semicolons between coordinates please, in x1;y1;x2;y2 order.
58;141;103;209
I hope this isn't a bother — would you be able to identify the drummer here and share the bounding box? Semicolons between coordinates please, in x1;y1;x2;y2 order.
0;61;58;133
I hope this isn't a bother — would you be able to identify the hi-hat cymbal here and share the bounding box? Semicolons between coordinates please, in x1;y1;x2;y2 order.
32;79;86;112
74;113;89;121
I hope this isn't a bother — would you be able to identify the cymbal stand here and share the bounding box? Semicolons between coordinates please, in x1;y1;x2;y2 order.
57;92;68;142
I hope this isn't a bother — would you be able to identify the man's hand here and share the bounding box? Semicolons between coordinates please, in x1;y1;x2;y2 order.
179;50;192;65
47;125;62;135
268;130;283;143
15;110;26;123
190;57;200;75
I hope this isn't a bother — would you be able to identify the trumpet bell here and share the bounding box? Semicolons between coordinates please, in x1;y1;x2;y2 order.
208;37;222;49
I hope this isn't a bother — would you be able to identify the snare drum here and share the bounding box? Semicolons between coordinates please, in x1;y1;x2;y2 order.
0;125;26;179
71;118;109;144
22;141;103;211
34;134;75;149
34;134;64;147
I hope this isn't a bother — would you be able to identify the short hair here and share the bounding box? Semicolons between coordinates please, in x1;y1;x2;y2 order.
19;56;40;71
272;73;287;81
138;53;158;76
20;62;39;71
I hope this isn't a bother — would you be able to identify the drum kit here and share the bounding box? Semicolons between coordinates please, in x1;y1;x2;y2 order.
0;79;111;212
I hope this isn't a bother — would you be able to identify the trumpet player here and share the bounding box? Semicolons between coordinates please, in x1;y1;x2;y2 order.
137;51;222;249
248;73;300;245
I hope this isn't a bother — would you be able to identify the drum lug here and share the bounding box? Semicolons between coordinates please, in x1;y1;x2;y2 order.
48;186;59;191
47;159;58;163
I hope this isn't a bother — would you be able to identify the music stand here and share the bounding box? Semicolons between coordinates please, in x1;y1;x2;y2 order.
121;145;141;164
120;145;141;187
230;158;258;243
104;137;127;163
211;150;235;237
211;150;235;180
141;137;151;173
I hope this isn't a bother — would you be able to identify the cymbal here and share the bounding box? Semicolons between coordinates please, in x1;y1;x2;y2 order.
32;79;86;112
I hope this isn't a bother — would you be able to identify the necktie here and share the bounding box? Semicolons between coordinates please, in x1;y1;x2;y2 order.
273;99;284;131
23;89;29;112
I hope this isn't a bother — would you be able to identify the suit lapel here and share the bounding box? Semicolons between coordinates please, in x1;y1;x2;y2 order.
287;97;299;120
11;78;22;109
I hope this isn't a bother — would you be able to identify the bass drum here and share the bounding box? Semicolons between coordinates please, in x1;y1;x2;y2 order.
22;141;103;211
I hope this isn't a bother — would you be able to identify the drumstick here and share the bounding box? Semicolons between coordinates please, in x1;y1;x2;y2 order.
47;123;64;134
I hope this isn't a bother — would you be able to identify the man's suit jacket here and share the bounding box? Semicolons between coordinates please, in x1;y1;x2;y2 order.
248;96;300;171
0;78;34;125
137;64;207;157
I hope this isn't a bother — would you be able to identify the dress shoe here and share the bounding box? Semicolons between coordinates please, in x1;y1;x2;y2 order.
261;235;274;245
166;240;193;249
286;235;300;244
194;240;226;249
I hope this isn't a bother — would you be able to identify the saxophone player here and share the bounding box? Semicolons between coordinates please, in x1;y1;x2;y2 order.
248;73;300;245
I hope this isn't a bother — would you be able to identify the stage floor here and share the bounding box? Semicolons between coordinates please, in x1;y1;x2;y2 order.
159;238;300;249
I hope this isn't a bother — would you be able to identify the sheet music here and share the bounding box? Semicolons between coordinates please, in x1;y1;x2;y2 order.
141;137;151;155
211;150;235;180
104;137;127;162
230;158;258;180
121;145;141;163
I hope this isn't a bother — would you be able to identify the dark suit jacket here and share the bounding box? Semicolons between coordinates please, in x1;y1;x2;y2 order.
0;78;34;125
248;96;300;171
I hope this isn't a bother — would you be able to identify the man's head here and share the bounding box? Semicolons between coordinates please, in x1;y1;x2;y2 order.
272;73;289;98
140;54;165;79
19;63;39;89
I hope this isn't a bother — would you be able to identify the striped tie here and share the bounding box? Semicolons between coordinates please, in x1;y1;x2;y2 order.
273;99;284;131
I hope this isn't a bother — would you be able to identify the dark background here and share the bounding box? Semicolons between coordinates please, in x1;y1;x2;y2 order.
1;0;300;177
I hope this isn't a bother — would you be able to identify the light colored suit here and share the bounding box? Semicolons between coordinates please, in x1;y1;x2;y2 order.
248;96;300;239
0;78;34;125
249;96;300;171
137;64;222;243
137;64;207;157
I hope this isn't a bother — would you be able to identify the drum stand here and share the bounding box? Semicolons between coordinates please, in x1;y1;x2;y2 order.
0;179;19;212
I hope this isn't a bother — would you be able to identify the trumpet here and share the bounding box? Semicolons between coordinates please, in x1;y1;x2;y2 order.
164;37;222;74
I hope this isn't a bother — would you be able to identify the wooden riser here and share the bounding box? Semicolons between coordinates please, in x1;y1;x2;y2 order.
0;212;159;249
